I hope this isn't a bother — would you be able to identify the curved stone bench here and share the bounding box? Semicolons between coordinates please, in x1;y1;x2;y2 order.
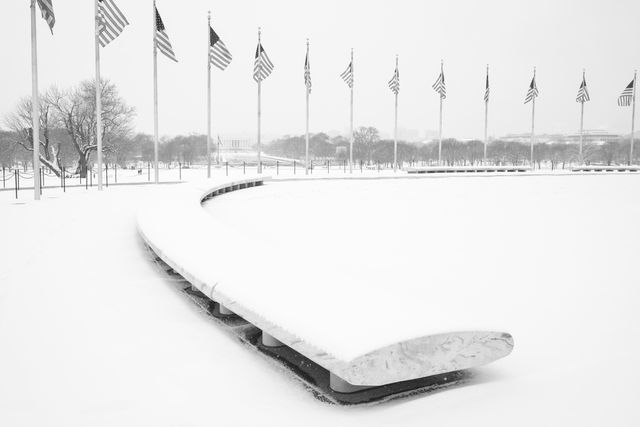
137;176;514;392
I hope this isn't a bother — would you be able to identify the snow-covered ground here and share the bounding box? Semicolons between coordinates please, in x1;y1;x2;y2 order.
1;173;639;426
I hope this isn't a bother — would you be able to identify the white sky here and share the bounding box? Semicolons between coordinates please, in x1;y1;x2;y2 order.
1;0;639;141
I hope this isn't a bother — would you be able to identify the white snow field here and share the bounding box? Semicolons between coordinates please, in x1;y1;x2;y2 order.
1;173;639;426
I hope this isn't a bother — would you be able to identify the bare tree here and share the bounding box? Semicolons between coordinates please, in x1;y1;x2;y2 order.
354;126;380;163
49;79;134;177
4;91;65;175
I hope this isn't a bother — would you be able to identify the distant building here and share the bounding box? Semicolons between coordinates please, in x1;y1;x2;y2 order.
219;138;252;152
500;130;622;145
501;133;563;144
562;130;622;145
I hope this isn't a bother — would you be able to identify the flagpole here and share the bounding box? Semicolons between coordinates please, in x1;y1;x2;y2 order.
153;0;159;184
393;55;398;172
631;70;637;165
579;69;585;165
349;48;354;174
217;135;221;164
438;59;443;165
207;11;212;178
30;0;41;201
94;0;104;191
484;64;489;164
530;67;536;169
305;39;310;175
257;27;262;174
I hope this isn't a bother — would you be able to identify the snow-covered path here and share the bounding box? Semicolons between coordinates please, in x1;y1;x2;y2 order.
1;174;639;426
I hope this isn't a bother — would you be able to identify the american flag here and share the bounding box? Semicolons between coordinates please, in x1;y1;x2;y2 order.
484;72;490;103
155;8;177;62
37;0;55;33
388;66;399;95
98;0;129;47
253;43;274;83
209;27;232;70
524;76;538;104
618;79;634;107
340;61;353;88
576;75;590;103
432;66;446;99
304;50;311;93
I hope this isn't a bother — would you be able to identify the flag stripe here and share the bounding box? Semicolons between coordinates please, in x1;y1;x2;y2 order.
388;67;399;95
524;76;538;104
432;71;446;99
155;8;177;62
576;77;590;103
618;80;635;107
209;27;232;70
340;62;353;88
484;74;490;103
253;43;274;82
37;0;55;33
304;51;312;93
98;0;129;47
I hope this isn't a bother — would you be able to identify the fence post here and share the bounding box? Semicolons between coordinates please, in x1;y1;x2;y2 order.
343;160;346;173
243;161;246;175
277;161;279;175
14;170;18;199
294;160;296;175
2;166;5;189
360;160;363;173
311;161;313;174
63;167;66;192
179;162;182;180
86;170;88;190
105;164;109;188
40;168;43;195
327;160;330;174
114;164;117;183
147;162;150;182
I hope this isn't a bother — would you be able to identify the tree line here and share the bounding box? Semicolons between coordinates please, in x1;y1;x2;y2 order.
2;80;636;173
267;127;637;168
